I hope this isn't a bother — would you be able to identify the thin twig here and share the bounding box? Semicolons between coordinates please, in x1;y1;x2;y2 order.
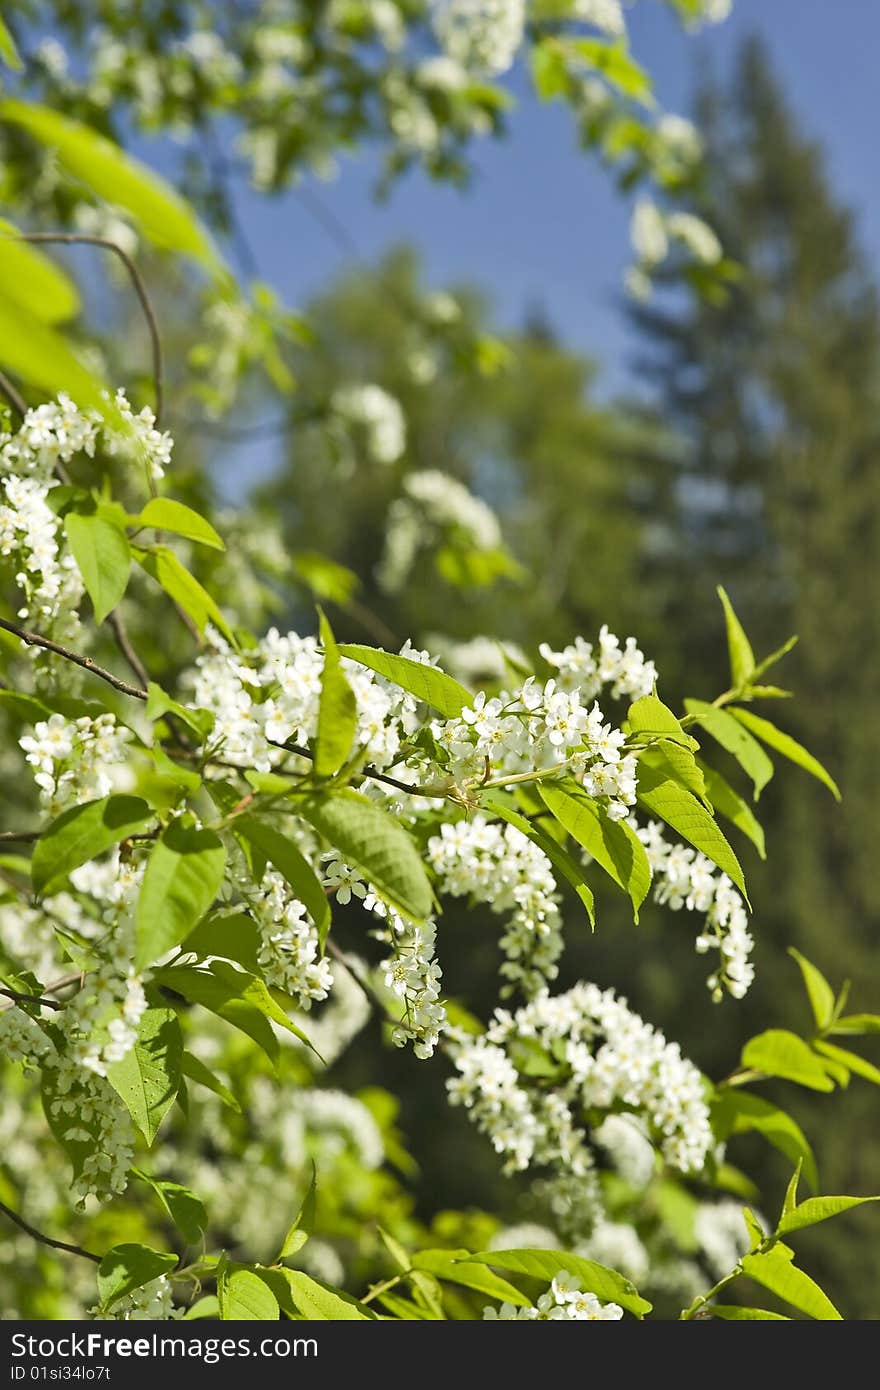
0;1199;101;1264
0;616;148;700
0;971;88;1016
0;985;62;1011
268;738;451;800
12;232;164;426
0;369;27;419
107;610;150;692
0;829;41;842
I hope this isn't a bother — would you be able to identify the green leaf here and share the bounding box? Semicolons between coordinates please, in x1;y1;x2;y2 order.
538;780;650;921
183;1296;220;1320
97;1244;177;1312
0;689;52;724
145;683;214;740
31;795;153;895
314;610;357;779
788;949;835;1030
338;644;472;718
730;709;841;801
752;634;798;682
697;759;766;859
708;1306;789;1320
530;39;569;100
235;817;330;947
813;1040;880;1086
279;1164;317;1260
828;1014;880;1036
717;585;755;689
0;287;108;411
64;511;131;624
157;961;317;1063
134;545;235;644
135;499;224;550
105;1008;182;1145
635;757;749;901
180;1050;240;1112
271;1270;369;1320
0;17;22;70
183;911;261;973
627;694;697;748
298;789;433;922
136;821;226;969
0;219;79;323
710;1091;818;1191
741;1030;834;1092
133;1170;207;1246
0;100;218;269
292;551;360;605
638;741;707;803
740;1245;841;1320
685;700;773;799
414;1250;530;1306
778;1195;880;1236
468;1250;651;1317
567;37;653;104
782;1162;802;1220
218;1267;279;1321
742;1206;765;1250
481;793;594;926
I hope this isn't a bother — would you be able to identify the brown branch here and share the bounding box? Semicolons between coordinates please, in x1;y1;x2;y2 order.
107;609;150;692
0;829;41;842
0;1199;101;1264
12;232;164;427
0;985;62;1011
0;616;148;700
268;738;450;800
0;369;27;420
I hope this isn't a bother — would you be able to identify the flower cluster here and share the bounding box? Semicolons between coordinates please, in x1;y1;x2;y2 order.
244;868;333;1011
427;815;563;995
331;383;407;465
448;982;713;1176
433;0;526;76
628;198;723;299
20;713;132;817
377;469;503;593
635;820;754;999
694;1200;755;1280
483;1269;623;1320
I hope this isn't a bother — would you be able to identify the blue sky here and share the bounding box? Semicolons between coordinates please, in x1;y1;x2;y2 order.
225;0;880;404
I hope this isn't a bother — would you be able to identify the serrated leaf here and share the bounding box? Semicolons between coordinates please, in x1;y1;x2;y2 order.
0;219;79;323
627;694;697;748
717;585;755;689
0;99;218;268
235;817;331;947
415;1250;529;1305
180;1050;240;1112
298;789;433;922
31;794;153;895
64;511;131;624
136;499;224;550
273;1270;370;1320
314;610;357;779
97;1244;177;1312
105;1008;182;1145
697;759;766;859
481;793;594;925
813;1040;880;1086
730;709;840;801
635;758;748;901
778;1194;880;1236
338;644;471;718
468;1250;651;1317
279;1165;317;1259
685;699;773;799
134;545;235;644
741;1030;834;1092
136;821;226;969
740;1245;840;1320
133;1169;207;1246
158;960;317;1062
788;949;835;1030
538;780;650;921
183;911;261;973
708;1306;789;1320
710;1091;818;1191
218;1267;278;1321
638;741;707;803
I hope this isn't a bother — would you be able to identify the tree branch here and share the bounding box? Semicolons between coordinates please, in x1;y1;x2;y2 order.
0;985;62;1011
267;738;451;800
0;369;27;420
0;1199;101;1264
12;231;164;427
107;609;150;692
0;616;148;700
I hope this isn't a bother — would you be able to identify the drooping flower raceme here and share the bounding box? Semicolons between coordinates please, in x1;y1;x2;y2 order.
483;1269;623;1320
377;469;503;593
432;0;526;76
331;383;406;464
